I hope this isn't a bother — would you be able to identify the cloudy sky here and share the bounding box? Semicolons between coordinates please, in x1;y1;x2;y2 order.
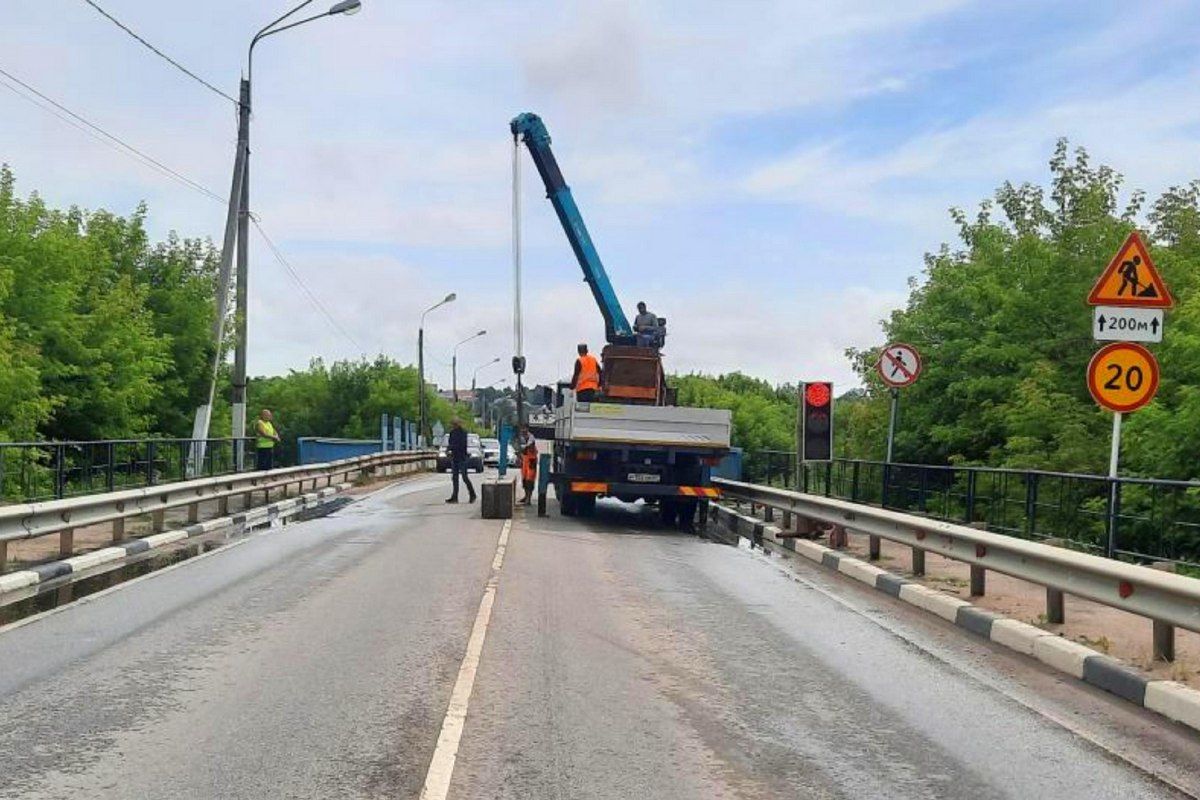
4;1;1200;391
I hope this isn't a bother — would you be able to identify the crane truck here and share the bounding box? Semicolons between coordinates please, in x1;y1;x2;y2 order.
511;112;731;528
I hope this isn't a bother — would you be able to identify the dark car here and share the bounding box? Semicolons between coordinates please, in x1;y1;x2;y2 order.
436;433;485;473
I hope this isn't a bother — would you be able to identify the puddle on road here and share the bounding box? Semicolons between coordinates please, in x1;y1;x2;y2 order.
0;496;355;627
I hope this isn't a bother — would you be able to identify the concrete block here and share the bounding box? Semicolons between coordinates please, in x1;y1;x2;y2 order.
482;480;515;519
898;583;970;622
838;559;886;587
793;539;828;563
120;539;150;555
955;606;1002;639
0;571;40;594
142;530;189;549
875;573;909;597
64;547;126;572
1083;655;1148;705
31;562;71;582
984;618;1051;657
1032;636;1093;678
990;619;1053;656
1145;681;1200;733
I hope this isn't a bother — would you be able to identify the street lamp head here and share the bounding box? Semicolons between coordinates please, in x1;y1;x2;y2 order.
328;0;362;15
476;329;487;337
444;292;457;303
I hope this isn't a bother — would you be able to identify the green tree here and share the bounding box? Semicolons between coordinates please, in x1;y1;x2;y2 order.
844;141;1200;480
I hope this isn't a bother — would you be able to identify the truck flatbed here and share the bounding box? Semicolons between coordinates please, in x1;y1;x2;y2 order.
555;398;731;450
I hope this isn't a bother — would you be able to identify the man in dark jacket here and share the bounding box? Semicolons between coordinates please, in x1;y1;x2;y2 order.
445;419;476;504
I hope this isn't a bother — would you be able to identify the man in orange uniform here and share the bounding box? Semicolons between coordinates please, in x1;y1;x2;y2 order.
571;343;602;402
515;424;538;505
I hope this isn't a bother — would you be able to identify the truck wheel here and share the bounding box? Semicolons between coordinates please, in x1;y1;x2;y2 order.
677;500;697;532
561;491;577;516
659;500;678;528
576;494;596;517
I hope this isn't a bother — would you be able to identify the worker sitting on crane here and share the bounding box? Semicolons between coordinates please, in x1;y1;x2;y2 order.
633;301;665;348
572;343;602;402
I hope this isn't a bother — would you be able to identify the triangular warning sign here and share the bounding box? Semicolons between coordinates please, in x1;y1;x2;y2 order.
1087;231;1173;308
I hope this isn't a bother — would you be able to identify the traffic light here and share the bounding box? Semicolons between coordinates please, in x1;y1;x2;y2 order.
802;381;833;461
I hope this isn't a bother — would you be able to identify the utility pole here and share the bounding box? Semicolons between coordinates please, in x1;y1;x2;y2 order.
231;77;251;468
192;0;363;471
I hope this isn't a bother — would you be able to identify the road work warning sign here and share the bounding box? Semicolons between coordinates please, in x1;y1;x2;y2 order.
1087;231;1173;308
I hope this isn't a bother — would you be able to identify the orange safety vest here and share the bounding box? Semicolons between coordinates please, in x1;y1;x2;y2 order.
575;353;601;392
521;449;537;483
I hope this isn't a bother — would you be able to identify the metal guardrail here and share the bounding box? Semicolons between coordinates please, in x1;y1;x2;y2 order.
0;450;435;570
0;438;253;503
715;477;1200;661
742;452;1200;568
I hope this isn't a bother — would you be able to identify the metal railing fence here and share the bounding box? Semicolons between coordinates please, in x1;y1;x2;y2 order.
0;439;251;504
743;452;1200;568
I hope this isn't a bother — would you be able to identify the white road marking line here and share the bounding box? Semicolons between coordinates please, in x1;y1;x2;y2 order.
419;518;511;800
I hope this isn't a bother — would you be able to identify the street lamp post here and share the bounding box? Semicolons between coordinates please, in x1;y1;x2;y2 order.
471;357;501;394
471;357;500;423
419;293;456;444
452;330;487;403
482;379;508;429
227;0;362;467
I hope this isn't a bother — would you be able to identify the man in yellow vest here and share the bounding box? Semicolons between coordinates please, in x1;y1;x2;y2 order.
571;343;602;402
255;408;281;471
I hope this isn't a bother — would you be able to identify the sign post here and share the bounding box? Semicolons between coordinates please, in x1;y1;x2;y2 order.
886;389;899;463
1085;231;1172;558
876;343;921;464
1107;411;1122;557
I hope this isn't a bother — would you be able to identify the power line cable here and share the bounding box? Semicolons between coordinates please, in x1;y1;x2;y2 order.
0;64;227;204
79;0;238;106
250;217;366;353
0;63;362;356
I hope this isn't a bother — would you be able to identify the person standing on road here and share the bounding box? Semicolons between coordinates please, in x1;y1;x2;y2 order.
445;418;477;504
571;343;602;402
515;424;538;505
254;409;281;471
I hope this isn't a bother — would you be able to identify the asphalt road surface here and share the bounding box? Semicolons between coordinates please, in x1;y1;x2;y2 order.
1;474;1197;799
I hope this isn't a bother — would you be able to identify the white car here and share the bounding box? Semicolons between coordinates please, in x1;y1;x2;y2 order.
481;438;502;466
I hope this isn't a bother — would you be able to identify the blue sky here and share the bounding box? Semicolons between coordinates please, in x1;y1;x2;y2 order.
4;1;1200;391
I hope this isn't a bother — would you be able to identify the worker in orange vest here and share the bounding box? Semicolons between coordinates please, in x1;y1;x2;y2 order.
515;424;538;505
572;343;602;402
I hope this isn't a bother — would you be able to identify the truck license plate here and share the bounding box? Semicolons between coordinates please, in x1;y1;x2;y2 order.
628;472;661;483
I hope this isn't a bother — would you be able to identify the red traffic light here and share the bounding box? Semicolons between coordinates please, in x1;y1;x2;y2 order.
804;382;832;408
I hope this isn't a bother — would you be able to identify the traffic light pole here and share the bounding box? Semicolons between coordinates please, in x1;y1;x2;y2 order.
794;387;803;492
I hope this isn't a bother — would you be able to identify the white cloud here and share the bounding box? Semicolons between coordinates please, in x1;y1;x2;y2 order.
7;0;1200;400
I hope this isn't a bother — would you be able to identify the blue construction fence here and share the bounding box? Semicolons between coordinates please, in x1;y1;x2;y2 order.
297;413;419;465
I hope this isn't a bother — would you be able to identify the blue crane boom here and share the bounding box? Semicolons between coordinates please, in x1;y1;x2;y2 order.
511;112;634;345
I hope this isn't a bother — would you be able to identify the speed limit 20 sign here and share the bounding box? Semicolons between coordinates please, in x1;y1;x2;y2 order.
1086;342;1159;413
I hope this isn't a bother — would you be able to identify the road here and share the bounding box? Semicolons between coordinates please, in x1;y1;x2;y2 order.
0;473;1197;799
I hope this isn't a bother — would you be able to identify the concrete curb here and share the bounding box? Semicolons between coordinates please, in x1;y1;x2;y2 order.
709;501;1200;738
0;484;351;599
